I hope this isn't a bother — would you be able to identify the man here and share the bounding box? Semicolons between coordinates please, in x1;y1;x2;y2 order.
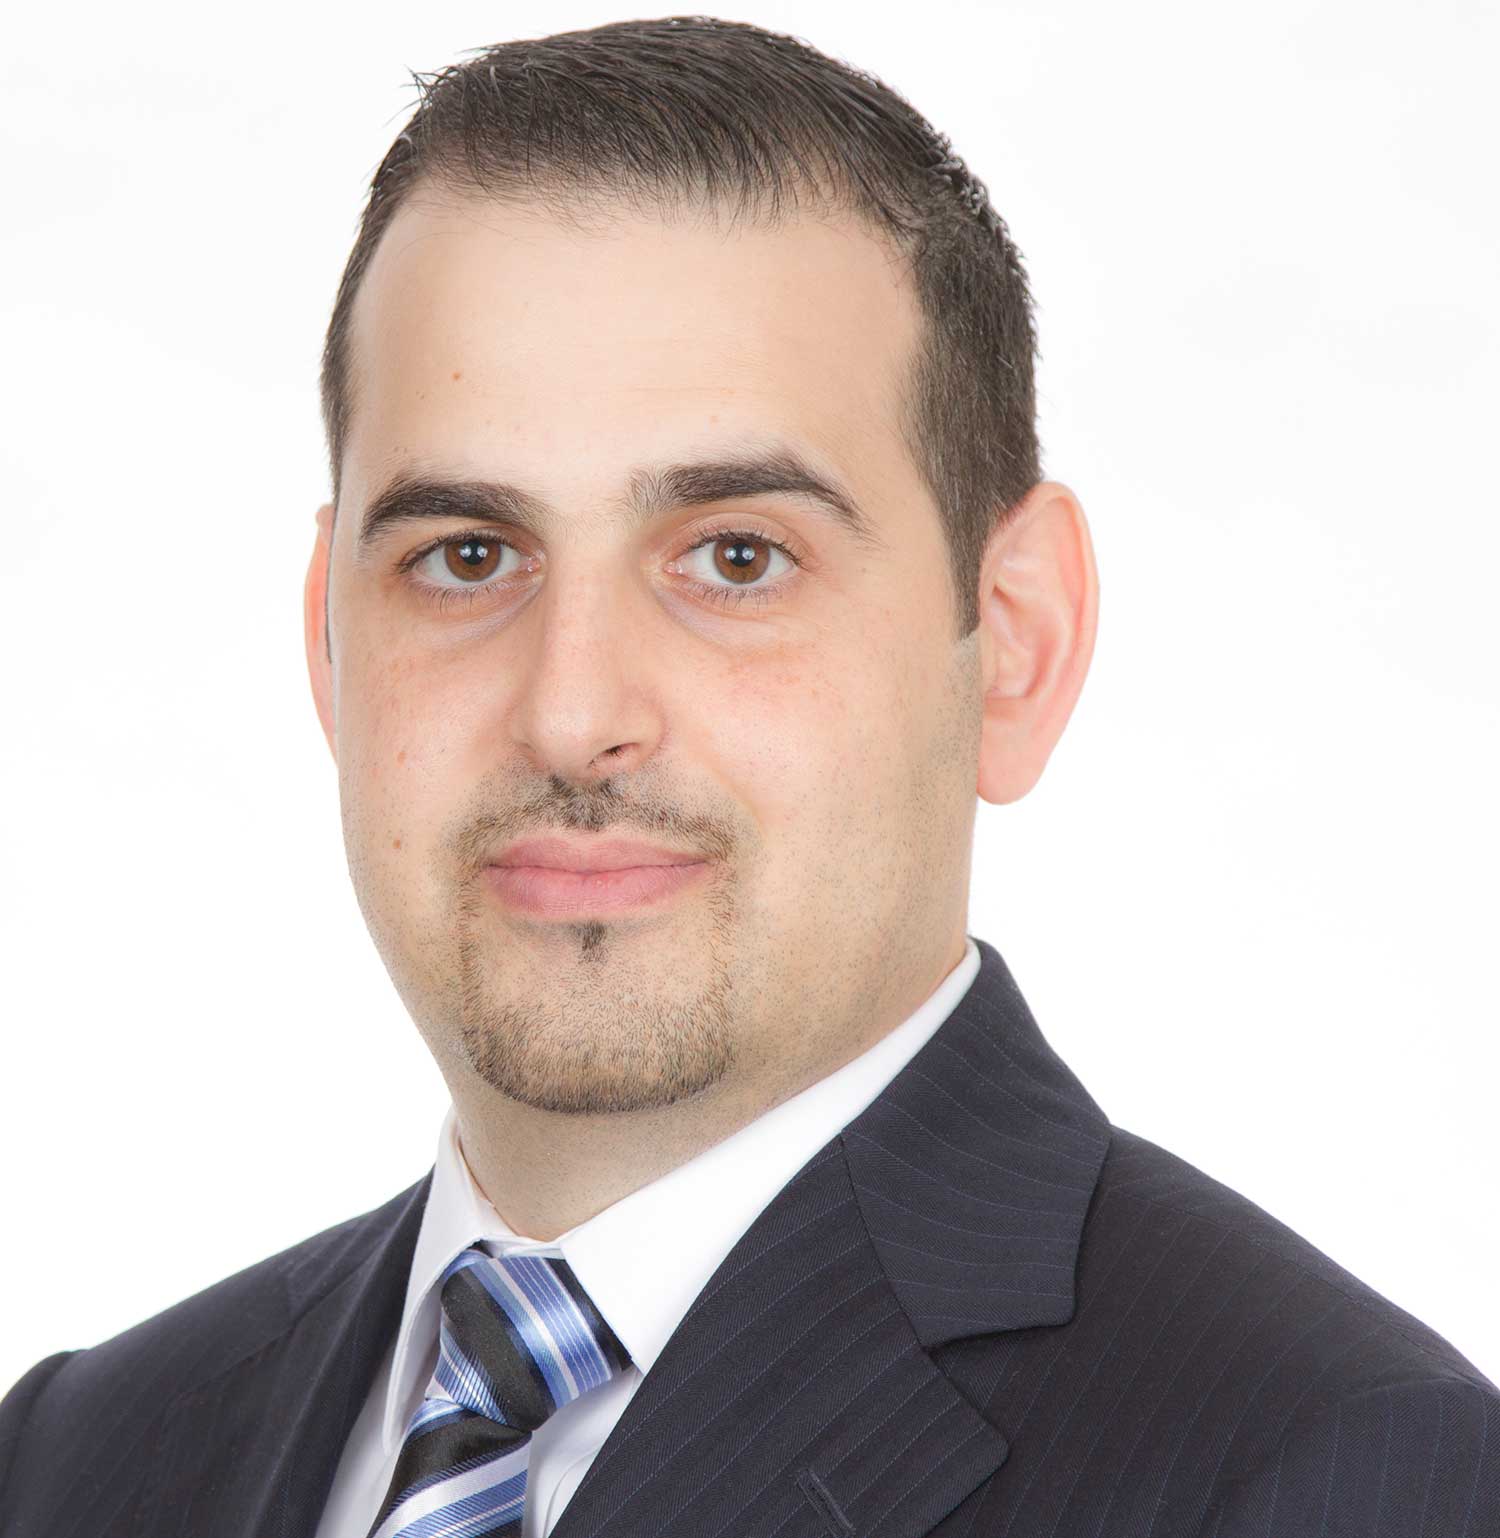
2;13;1495;1537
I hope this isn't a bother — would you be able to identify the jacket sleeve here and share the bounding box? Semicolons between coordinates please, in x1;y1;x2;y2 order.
1202;1375;1500;1536
0;1353;77;1520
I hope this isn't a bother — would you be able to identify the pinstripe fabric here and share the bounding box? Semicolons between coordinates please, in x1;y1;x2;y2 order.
3;936;1498;1537
365;1249;629;1538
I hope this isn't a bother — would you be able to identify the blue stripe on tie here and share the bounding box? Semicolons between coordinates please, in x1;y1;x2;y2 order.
382;1447;503;1529
392;1470;527;1538
470;1262;574;1406
502;1258;609;1396
435;1318;508;1423
506;1257;612;1396
432;1483;529;1538
434;1351;501;1426
499;1259;591;1392
405;1398;469;1437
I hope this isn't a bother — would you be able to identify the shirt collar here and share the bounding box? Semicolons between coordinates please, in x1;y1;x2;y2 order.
381;935;980;1454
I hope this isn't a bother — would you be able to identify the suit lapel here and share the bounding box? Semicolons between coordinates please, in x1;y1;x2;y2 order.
551;1143;1008;1538
553;937;1110;1538
137;1172;430;1538
844;936;1111;1349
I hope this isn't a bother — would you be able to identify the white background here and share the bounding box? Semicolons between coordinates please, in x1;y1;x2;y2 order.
2;0;1496;1400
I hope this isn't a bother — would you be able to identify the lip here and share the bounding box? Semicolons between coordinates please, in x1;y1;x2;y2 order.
492;835;706;872
484;834;713;920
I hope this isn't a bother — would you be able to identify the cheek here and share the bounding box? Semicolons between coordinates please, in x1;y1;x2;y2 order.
337;647;468;847
703;642;907;842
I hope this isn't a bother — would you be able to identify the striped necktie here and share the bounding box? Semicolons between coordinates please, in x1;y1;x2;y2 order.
367;1246;632;1538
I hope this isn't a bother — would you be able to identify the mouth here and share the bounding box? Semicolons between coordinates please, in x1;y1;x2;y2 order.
482;860;712;919
483;834;713;920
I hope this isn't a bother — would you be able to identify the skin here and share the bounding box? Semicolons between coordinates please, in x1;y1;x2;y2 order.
304;187;1098;1240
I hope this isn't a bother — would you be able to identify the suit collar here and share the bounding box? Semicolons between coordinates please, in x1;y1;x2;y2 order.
844;935;1111;1348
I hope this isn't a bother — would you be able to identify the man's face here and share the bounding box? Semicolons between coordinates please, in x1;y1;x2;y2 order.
314;189;983;1120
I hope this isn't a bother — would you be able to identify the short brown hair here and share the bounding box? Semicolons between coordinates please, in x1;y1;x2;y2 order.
319;15;1041;637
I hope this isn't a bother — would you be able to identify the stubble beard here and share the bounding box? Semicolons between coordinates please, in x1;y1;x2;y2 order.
450;880;741;1115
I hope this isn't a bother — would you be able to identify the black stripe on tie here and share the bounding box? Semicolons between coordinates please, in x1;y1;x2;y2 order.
370;1415;524;1533
442;1267;555;1427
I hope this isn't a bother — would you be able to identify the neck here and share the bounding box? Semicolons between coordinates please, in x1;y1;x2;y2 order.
448;1076;769;1241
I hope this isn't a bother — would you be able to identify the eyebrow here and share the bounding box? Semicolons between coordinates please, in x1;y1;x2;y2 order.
355;448;885;554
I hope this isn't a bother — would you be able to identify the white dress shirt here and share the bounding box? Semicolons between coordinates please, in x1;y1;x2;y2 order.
315;936;980;1538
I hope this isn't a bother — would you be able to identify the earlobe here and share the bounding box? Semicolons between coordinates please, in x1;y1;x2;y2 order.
303;502;338;760
975;482;1099;804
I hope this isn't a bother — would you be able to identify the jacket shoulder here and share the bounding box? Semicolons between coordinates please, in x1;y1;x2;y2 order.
0;1173;428;1513
1076;1128;1499;1531
1203;1372;1500;1535
934;1126;1497;1535
1094;1126;1493;1392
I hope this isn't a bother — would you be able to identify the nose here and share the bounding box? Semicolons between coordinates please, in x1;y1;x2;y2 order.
507;564;665;786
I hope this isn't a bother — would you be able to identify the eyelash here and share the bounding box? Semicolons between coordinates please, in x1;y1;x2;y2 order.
398;523;805;614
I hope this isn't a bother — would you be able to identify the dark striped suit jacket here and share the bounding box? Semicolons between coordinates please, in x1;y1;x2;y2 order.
3;937;1497;1536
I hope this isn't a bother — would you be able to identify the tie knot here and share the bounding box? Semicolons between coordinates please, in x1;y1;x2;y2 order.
435;1247;631;1434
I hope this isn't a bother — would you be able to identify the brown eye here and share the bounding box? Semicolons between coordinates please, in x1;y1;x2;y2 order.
411;534;526;595
443;538;501;582
673;528;796;601
711;537;771;584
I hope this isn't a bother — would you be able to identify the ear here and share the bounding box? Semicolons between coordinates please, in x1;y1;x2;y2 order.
975;481;1099;804
303;501;337;760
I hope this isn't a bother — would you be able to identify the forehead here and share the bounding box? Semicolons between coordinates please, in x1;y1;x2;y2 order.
341;191;927;519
